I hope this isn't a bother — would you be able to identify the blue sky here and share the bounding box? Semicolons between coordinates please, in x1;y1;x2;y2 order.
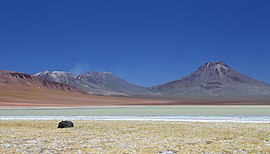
0;0;270;86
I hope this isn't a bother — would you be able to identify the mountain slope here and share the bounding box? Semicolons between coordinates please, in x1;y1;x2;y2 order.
0;70;168;107
34;71;152;96
150;61;270;99
77;72;152;95
0;70;78;92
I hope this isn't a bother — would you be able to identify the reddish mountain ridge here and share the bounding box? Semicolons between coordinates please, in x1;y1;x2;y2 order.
0;70;78;92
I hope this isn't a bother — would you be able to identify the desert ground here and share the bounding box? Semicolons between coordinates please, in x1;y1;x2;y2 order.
0;120;269;153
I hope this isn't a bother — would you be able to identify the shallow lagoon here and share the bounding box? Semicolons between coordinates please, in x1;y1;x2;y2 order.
0;106;269;116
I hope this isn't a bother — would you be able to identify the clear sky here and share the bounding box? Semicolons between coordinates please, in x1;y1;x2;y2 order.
0;0;270;87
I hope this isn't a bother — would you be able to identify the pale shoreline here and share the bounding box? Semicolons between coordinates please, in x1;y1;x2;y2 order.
0;116;270;123
1;106;269;123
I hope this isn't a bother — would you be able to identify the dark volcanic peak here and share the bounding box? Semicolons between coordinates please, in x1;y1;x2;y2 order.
197;61;233;82
199;61;230;71
150;61;270;99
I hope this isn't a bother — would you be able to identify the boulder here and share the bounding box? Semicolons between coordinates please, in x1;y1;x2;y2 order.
159;150;177;154
57;120;74;128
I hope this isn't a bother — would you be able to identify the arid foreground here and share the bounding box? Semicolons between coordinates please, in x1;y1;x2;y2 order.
0;121;269;153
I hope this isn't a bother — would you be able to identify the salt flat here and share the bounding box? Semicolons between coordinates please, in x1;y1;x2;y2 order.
0;120;269;153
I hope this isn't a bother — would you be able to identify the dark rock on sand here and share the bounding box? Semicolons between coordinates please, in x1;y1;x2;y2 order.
57;121;74;128
159;150;177;154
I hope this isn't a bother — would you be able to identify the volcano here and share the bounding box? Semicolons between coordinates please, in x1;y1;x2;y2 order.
150;61;270;100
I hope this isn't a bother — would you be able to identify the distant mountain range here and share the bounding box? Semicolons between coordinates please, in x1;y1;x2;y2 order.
1;61;270;101
34;70;152;96
0;70;167;107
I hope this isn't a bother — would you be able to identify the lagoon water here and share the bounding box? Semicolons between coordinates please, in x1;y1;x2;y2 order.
1;106;270;116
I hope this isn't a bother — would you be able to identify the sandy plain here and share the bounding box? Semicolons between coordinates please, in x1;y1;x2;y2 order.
0;120;269;153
